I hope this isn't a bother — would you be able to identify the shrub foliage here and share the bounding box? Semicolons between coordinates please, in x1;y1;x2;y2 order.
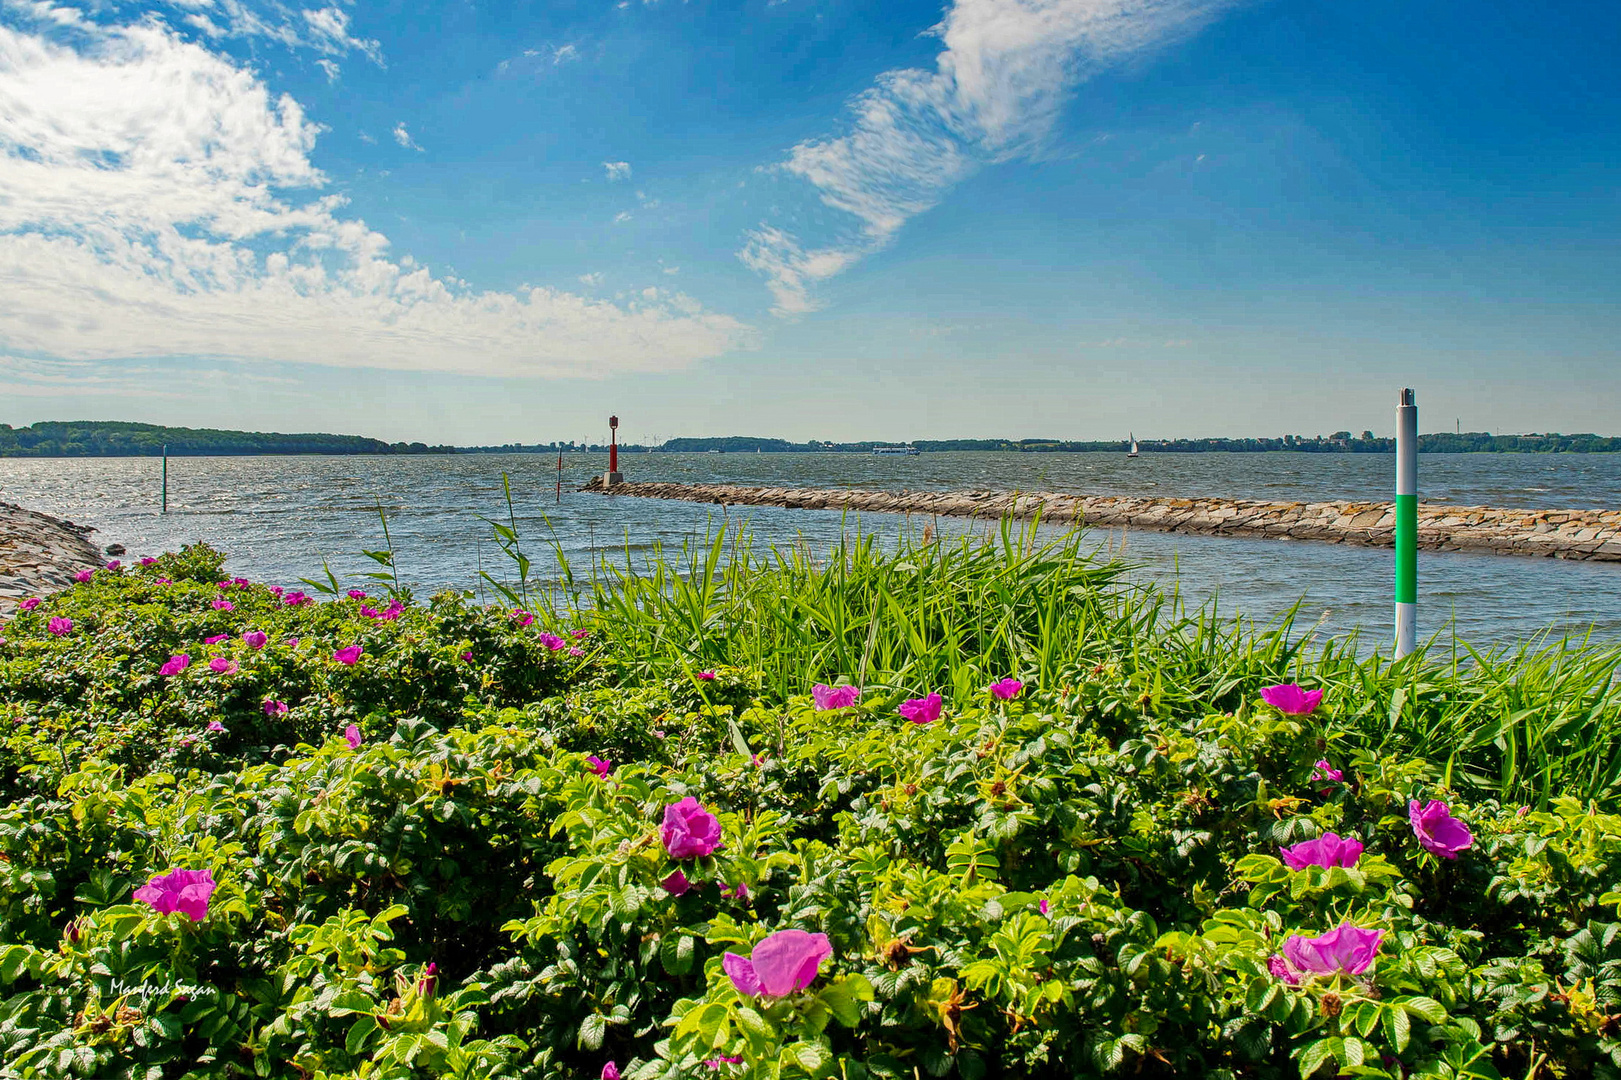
1;539;1619;1079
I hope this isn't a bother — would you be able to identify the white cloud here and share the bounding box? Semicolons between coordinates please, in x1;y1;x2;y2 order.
3;0;387;64
603;160;631;181
0;23;753;379
392;121;421;150
737;227;859;317
316;57;338;82
551;42;579;64
301;6;382;65
183;13;225;39
742;0;1236;315
578;271;603;286
613;211;633;223
2;0;87;29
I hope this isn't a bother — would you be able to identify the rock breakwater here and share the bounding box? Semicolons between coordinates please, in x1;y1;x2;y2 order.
582;479;1621;563
0;502;104;614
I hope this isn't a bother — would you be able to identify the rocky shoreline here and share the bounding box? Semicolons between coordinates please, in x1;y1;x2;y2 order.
582;479;1621;563
0;502;106;614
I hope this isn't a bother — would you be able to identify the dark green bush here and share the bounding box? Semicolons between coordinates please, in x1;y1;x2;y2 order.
1;539;1619;1079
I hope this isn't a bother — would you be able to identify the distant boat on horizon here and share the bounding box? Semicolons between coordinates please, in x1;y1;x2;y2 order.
1127;434;1140;458
872;445;921;456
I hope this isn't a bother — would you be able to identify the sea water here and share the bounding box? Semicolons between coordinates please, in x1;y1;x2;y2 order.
3;451;1618;651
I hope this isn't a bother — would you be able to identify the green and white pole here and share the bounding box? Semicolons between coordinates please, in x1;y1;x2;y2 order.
1395;388;1417;658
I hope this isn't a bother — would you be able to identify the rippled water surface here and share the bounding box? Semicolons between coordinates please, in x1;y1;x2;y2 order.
3;451;1619;651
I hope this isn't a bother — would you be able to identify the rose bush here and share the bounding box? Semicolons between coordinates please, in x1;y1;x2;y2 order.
0;542;1618;1078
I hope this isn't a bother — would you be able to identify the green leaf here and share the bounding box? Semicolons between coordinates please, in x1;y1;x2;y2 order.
727;720;753;759
819;977;870;1028
1400;996;1447;1024
0;945;33;983
1244;977;1278;1015
1297;1038;1335;1078
578;1012;606;1050
328;991;380;1016
661;933;696;977
346;1015;379;1056
1382;1004;1411;1052
791;1041;831;1073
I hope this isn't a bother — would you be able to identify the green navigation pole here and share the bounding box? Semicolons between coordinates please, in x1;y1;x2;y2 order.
1395;389;1417;658
162;445;168;515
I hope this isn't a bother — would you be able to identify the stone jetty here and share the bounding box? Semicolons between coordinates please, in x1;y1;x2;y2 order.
582;479;1621;563
0;502;104;615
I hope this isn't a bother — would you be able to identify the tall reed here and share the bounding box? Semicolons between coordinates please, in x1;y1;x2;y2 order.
494;509;1621;808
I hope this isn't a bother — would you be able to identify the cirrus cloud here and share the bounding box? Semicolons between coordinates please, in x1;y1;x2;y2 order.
742;0;1239;316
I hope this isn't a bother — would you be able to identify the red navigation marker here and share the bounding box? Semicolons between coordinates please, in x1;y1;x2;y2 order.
605;415;624;488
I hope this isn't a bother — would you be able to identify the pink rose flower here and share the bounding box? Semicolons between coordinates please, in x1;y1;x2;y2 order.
204;635;228;645
897;692;943;724
1260;683;1323;715
334;645;363;665
207;720;225;732
660;796;722;859
243;631;268;649
47;617;72;636
344;724;362;748
1267;954;1301;986
586;755;612;777
696;671;717;680
160;654;191;676
723;929;833;998
74;570;94;584
811;683;860;710
1279;832;1363;871
106;560;121;571
539;632;566;651
20;597;40;612
208;658;238;675
348;590;368;600
661;869;691;896
1313;760;1344;783
133;867;216;922
211;599;234;611
1280;922;1384;977
1409;800;1473;859
263;699;288;717
988;678;1024;700
602;1064;621;1080
571;629;590;639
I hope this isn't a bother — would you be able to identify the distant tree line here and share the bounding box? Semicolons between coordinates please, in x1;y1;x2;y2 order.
0;422;455;457
661;432;1621;454
4;421;1617;458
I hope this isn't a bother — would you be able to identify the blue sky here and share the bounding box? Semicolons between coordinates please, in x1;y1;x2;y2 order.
0;0;1617;445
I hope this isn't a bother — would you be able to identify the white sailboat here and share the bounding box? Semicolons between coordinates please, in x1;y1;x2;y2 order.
1126;434;1139;458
